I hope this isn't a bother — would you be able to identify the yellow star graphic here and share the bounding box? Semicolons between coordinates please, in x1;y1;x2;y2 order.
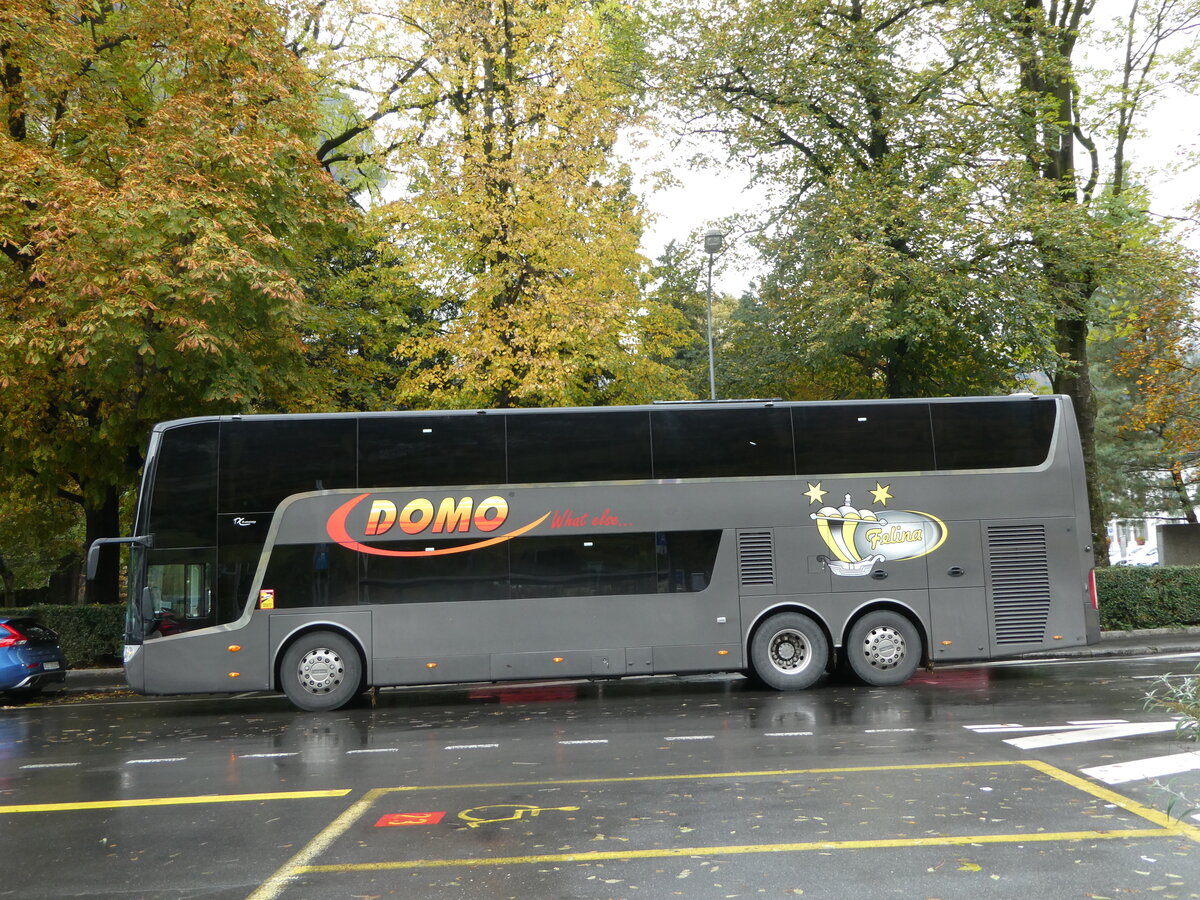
804;482;827;505
870;483;893;506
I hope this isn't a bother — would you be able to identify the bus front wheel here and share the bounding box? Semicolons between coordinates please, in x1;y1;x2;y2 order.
749;612;828;690
845;611;921;686
279;632;363;711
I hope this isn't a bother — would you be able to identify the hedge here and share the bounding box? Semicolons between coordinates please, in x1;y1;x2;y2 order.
0;604;124;668
1095;565;1200;631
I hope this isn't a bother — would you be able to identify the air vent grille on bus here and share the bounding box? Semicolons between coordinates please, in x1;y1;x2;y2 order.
987;524;1051;644
738;531;775;586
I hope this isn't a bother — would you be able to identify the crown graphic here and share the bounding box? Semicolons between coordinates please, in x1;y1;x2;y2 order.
811;494;886;577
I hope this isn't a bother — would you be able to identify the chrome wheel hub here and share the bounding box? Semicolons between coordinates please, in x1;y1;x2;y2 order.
861;626;906;670
297;648;345;694
768;628;811;675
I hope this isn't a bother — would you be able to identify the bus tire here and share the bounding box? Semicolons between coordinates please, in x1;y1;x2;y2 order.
749;612;828;691
845;611;920;686
279;632;363;712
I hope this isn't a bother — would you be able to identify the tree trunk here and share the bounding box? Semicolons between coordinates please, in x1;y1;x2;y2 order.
1169;464;1197;524
83;485;122;605
1051;313;1109;564
0;550;14;606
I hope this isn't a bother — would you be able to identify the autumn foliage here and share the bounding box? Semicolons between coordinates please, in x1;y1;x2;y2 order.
0;0;346;601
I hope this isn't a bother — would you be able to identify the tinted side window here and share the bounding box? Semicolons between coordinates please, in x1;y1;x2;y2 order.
510;534;657;598
260;543;360;608
651;408;794;479
656;530;723;592
359;415;506;488
507;412;652;483
148;423;218;547
359;543;511;604
931;400;1057;469
219;419;357;513
794;404;935;475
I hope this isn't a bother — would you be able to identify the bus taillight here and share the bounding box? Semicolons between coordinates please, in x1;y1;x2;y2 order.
1088;569;1098;609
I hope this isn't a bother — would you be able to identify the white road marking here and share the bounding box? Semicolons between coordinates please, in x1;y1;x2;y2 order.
664;735;715;741
346;748;400;754
238;752;299;759
1004;721;1179;749
864;728;916;734
558;740;609;745
763;732;814;737
1081;750;1200;785
20;763;80;769
444;743;499;750
125;757;187;765
966;720;1129;734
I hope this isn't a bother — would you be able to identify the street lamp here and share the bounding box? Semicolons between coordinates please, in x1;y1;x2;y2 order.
702;228;724;401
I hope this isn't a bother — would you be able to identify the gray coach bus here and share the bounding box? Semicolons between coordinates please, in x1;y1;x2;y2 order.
90;395;1100;710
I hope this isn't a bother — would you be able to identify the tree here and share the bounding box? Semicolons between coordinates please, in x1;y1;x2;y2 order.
296;215;444;412
0;0;346;603
0;476;82;605
997;0;1200;559
653;0;1060;399
640;240;723;399
1097;249;1200;523
720;285;879;401
377;0;688;408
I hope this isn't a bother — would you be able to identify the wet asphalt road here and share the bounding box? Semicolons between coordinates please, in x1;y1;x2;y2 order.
2;654;1200;900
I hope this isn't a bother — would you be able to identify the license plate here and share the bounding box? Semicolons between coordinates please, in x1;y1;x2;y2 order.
42;661;60;670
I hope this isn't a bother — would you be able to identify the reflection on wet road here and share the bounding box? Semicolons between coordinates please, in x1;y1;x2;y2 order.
2;653;1199;898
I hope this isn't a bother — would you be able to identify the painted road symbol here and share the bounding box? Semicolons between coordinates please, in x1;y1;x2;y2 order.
457;804;580;828
375;812;446;827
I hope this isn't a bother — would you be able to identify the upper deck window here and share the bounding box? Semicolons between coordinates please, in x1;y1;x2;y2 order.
794;404;935;475
931;400;1056;469
219;419;356;513
359;414;505;489
507;411;653;483
147;423;218;546
651;407;794;479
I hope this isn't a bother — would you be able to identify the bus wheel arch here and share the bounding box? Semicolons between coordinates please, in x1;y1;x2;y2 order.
275;627;367;711
841;604;925;687
746;607;831;691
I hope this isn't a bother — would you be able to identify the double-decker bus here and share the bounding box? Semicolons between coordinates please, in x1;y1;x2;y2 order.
89;395;1100;710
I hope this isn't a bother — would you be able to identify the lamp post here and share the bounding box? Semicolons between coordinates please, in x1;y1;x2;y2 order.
702;228;724;401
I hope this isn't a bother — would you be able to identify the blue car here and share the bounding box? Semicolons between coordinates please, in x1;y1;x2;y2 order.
1;616;68;696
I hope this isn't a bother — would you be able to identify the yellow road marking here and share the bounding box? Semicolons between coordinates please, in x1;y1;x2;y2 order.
1028;759;1200;844
0;789;351;815
369;759;1026;795
246;789;389;900
206;760;1200;899
296;828;1176;873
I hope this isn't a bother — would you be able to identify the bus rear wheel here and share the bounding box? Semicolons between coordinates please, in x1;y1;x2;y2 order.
749;612;828;690
280;632;363;711
845;611;920;686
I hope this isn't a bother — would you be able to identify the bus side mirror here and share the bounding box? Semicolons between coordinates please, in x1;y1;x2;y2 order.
86;536;154;580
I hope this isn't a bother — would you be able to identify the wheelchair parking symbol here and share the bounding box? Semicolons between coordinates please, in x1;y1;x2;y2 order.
457;804;581;828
